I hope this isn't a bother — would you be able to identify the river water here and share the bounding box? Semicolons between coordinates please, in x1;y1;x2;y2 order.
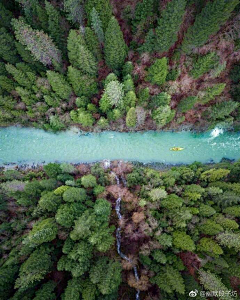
0;127;240;165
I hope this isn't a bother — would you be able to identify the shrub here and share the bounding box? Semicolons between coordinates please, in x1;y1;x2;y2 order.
147;58;168;85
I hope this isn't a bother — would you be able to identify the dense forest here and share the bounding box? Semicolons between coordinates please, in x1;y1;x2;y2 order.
0;160;240;299
0;0;240;132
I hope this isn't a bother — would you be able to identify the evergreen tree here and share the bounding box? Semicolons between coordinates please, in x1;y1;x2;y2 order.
85;27;102;61
198;83;226;104
12;18;62;70
64;0;85;27
147;57;168;85
45;1;65;52
67;66;97;97
104;17;128;70
33;281;56;300
0;28;19;64
5;64;35;89
133;0;156;28
142;0;186;53
15;246;53;289
15;0;39;28
91;8;104;43
0;76;16;92
190;52;218;79
126;107;137;127
67;29;97;76
47;70;72;99
0;3;13;28
85;0;112;31
178;96;198;113
181;0;239;53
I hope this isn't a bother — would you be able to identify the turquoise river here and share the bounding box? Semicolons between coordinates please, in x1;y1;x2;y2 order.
0;127;240;166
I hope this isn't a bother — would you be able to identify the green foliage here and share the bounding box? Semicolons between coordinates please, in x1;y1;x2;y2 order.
201;168;230;182
147;58;168;85
0;265;19;300
81;174;97;188
104;80;124;107
151;265;185;294
45;1;65;51
90;257;122;295
62;278;81;300
199;269;233;300
23;218;58;248
85;27;102;61
67;29;97;76
197;237;223;257
143;0;186;53
63;187;87;202
126;107;137;127
190;52;218;79
38;191;62;212
178;96;198;113
0;28;19;64
104;17;128;70
12;18;62;69
64;0;85;26
44;163;62;178
46;71;72;100
172;231;195;251
149;188;167;201
198;83;226;105
0;3;13;28
91;7;104;43
182;0;239;53
209;101;239;121
33;281;56;300
199;220;223;235
6;64;35;89
85;0;112;31
67;66;97;97
152;105;173;127
216;232;240;252
15;246;53;289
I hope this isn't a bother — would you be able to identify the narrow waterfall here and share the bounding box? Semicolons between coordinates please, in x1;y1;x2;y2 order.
112;171;140;300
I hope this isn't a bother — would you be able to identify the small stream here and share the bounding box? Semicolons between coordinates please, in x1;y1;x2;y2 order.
112;170;140;300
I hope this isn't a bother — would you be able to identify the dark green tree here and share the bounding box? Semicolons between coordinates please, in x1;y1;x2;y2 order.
181;0;239;53
104;17;128;70
0;28;19;64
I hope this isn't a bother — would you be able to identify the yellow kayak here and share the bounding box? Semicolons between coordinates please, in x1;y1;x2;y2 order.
170;147;184;151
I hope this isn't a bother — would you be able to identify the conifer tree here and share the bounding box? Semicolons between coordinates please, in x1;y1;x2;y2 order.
181;0;239;53
5;64;35;89
67;30;97;76
85;27;102;61
91;8;104;43
126;107;137;127
15;0;39;28
0;76;15;92
104;17;128;70
0;3;13;28
67;66;97;97
45;1;65;52
12;18;62;70
141;0;186;53
133;0;156;28
0;28;19;64
47;71;72;99
190;52;218;79
85;0;112;31
64;0;85;27
147;57;168;85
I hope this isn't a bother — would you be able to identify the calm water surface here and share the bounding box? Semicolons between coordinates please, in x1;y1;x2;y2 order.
0;127;240;165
